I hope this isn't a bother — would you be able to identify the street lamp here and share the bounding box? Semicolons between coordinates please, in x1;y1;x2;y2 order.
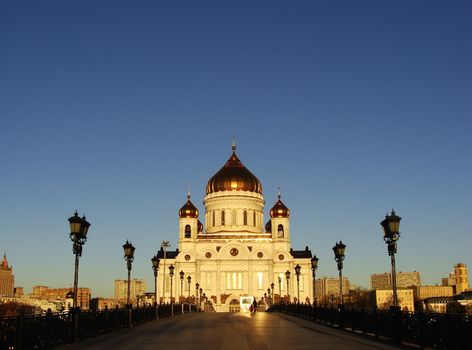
332;241;346;307
195;283;199;305
161;241;170;302
68;211;90;309
278;276;282;301
179;270;185;302
311;255;319;306
285;270;291;302
151;254;160;319
123;240;135;328
68;211;90;342
270;283;274;304
169;264;175;303
294;264;301;303
381;210;402;310
187;276;191;299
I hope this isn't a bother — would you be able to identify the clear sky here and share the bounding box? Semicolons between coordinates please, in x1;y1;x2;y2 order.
1;1;471;298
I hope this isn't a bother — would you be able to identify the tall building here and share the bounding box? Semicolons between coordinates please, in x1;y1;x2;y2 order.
454;263;469;294
156;144;314;311
370;288;415;312
441;263;469;295
114;279;147;302
370;271;421;289
0;253;14;297
315;277;350;303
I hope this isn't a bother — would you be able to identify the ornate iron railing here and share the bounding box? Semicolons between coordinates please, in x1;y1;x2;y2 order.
0;303;197;350
268;303;472;349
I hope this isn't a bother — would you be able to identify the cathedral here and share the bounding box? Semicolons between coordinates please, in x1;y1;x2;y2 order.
157;144;313;312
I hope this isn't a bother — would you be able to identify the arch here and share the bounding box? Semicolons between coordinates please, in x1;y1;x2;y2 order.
243;210;248;226
221;210;225;226
184;224;191;238
277;224;284;238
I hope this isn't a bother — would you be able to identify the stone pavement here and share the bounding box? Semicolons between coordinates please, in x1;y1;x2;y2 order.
59;312;403;350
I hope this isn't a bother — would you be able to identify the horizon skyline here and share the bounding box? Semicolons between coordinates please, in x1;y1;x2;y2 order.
1;1;471;298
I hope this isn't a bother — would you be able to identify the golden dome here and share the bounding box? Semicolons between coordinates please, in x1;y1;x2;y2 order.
270;194;290;218
206;145;262;194
179;195;199;218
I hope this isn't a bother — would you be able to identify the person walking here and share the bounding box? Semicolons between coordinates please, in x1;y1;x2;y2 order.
252;297;258;313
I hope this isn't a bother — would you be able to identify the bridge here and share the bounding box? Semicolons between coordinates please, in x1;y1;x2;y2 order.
59;312;399;350
1;304;471;349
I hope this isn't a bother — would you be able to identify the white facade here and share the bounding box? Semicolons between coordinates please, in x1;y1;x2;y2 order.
156;146;313;312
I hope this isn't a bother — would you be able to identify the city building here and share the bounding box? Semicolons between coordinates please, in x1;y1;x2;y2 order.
90;297;123;310
156;144;314;311
31;286;91;309
441;263;469;295
423;296;452;313
114;279;147;303
370;288;415;312
454;263;469;294
314;277;350;304
370;271;421;289
413;285;454;300
0;253;14;297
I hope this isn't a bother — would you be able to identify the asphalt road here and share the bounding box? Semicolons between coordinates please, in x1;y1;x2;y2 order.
59;312;402;350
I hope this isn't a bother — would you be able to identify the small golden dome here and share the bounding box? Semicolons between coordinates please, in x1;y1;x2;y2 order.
179;195;199;219
270;194;290;218
206;145;262;194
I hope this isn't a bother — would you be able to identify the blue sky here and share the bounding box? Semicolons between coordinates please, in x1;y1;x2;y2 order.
1;1;471;297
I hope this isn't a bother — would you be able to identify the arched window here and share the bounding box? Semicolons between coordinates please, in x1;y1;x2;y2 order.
212;211;215;227
243;210;248;226
277;224;284;238
221;210;225;226
185;224;191;238
253;211;256;226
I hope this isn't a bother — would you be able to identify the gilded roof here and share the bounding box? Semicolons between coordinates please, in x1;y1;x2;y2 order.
206;146;262;194
178;195;199;218
270;195;290;218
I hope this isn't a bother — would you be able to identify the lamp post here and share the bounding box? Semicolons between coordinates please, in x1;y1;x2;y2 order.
195;283;199;306
332;241;346;307
285;270;291;302
123;240;135;328
187;276;191;299
294;264;301;303
278;276;282;301
68;211;90;342
68;211;90;308
381;210;402;310
161;241;170;302
151;254;160;319
270;283;274;304
311;255;319;306
179;270;185;303
169;264;175;303
199;288;203;304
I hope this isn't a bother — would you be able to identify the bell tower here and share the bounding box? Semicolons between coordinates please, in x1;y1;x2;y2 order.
270;191;290;243
178;193;199;245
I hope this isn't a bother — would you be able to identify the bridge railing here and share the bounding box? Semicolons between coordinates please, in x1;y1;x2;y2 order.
0;303;197;350
268;303;472;349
